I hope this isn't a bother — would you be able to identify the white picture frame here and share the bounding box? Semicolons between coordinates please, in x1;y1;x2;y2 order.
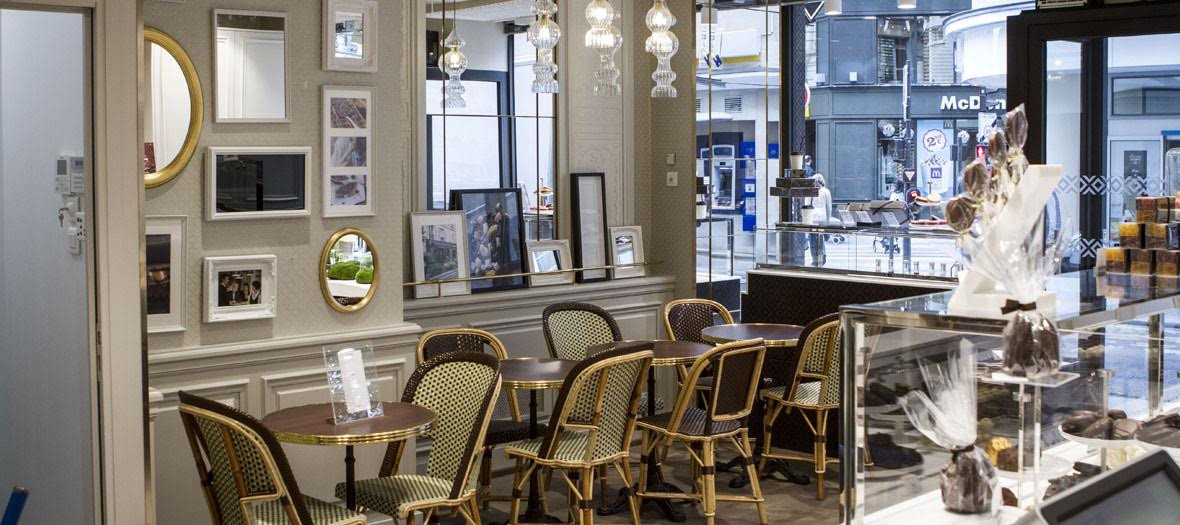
146;216;186;333
322;0;378;73
410;211;470;298
212;9;290;123
609;226;646;279
322;86;375;217
206;146;311;221
204;255;277;323
526;240;574;287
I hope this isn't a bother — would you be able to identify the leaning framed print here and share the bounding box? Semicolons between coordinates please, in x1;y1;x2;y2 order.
526;239;574;287
322;86;374;217
322;0;378;73
449;188;528;293
609;226;646;279
204;255;277;323
570;172;610;283
206;146;311;221
146;215;186;333
410;211;470;298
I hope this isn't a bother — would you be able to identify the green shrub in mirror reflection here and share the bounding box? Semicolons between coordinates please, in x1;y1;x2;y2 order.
355;268;373;284
328;260;361;280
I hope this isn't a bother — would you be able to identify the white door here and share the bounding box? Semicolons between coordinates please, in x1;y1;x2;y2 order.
0;6;97;523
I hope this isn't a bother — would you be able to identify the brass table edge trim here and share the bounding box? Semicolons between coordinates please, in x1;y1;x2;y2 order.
502;379;566;390
272;423;430;446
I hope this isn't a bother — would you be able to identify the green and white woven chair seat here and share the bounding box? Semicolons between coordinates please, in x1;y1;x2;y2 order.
254;495;366;525
333;475;455;517
505;429;599;464
761;381;822;405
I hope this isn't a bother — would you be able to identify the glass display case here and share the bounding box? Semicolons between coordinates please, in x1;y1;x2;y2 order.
840;271;1180;524
756;224;961;283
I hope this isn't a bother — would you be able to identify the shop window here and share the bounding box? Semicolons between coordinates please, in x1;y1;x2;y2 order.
1112;76;1180;116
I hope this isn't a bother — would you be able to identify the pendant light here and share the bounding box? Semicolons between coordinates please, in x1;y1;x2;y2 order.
823;0;843;16
585;0;622;96
527;0;561;94
645;0;679;98
439;0;468;109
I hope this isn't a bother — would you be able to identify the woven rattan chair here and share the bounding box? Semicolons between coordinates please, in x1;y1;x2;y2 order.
504;344;653;525
178;391;367;525
415;328;534;510
542;302;622;361
635;339;768;525
664;298;734;392
335;352;501;524
759;313;841;500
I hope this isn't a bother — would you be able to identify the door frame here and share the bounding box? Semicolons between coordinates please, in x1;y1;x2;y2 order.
2;1;146;523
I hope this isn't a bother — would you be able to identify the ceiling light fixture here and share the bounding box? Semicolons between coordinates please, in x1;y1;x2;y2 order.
585;0;622;96
439;0;467;108
645;0;679;98
527;0;561;94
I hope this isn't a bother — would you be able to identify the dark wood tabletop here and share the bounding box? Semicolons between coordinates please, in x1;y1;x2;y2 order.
499;357;578;390
700;323;804;348
588;340;713;366
261;402;434;446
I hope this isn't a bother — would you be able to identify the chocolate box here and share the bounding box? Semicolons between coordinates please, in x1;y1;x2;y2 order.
1130;249;1155;276
1137;197;1158;223
1119;222;1144;249
1145;222;1180;250
1105;247;1130;274
1157;250;1180;276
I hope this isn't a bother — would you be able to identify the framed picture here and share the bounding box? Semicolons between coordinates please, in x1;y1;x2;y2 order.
571;172;609;283
526;240;574;287
323;86;374;217
410;211;470;298
146;216;186;333
323;0;378;72
206;146;311;221
609;226;646;279
204;255;277;323
449;188;528;293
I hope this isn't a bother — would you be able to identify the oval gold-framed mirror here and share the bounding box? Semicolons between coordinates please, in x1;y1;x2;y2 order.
144;27;203;189
320;228;379;313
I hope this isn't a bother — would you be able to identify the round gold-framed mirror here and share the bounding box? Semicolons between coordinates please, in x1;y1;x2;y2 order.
144;27;203;189
320;228;379;313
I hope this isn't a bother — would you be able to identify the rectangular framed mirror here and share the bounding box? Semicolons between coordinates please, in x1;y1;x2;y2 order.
213;9;288;123
206;146;311;221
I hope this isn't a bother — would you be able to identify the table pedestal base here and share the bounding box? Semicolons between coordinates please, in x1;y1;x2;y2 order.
722;457;809;488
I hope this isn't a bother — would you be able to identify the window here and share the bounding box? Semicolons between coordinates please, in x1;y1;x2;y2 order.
1112;76;1180;116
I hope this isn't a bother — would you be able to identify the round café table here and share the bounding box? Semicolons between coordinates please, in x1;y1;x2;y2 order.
591;339;713;522
498;357;578;524
262;402;435;511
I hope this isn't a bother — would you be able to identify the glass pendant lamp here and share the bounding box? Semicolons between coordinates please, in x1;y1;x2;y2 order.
585;0;621;96
527;0;561;93
645;0;679;97
439;1;467;109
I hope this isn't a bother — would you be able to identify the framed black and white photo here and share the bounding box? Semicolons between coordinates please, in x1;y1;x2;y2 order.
204;255;277;323
609;226;646;279
146;216;186;333
410;211;470;298
449;188;527;293
323;86;374;217
526;240;574;287
571;172;609;283
206;146;310;221
323;0;378;72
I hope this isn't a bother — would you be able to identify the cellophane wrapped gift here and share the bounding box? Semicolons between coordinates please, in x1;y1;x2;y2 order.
902;346;999;514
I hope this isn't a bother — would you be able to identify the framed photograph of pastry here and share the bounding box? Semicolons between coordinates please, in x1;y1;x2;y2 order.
146;215;186;333
449;188;528;293
608;226;646;279
571;172;609;283
410;211;470;298
206;146;311;221
323;0;378;72
204;255;277;323
526;239;574;287
322;86;374;217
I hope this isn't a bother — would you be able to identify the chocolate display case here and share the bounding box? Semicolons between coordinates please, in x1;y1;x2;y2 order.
839;270;1180;524
756;224;961;283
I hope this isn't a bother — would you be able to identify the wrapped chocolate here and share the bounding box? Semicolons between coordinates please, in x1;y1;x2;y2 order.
962;160;989;200
946;196;976;234
1104;248;1129;274
1130;249;1155;275
1119;222;1143;249
1001;303;1060;378
1157;250;1180;276
1145;222;1180;250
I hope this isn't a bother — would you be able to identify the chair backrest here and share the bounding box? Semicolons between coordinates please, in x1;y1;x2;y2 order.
542;302;623;361
669;339;767;434
416;328;519;422
539;343;653;463
786;313;842;409
178;390;315;525
383;352;501;499
664;298;734;344
1;487;28;525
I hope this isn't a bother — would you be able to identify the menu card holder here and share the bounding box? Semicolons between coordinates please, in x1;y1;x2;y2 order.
323;342;384;424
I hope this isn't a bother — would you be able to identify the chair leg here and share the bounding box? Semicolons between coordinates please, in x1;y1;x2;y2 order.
406;512;417;525
815;409;830;501
598;464;608;507
480;448;493;510
759;403;782;476
740;430;769;525
468;496;483;525
618;458;641;525
509;458;525;525
702;439;717;525
580;467;595;525
638;430;651;496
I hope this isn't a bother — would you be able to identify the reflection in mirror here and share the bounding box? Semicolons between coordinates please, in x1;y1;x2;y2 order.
335;10;364;59
320;229;379;312
614;235;636;265
533;250;561;273
144;28;202;188
324;0;378;72
214;10;288;122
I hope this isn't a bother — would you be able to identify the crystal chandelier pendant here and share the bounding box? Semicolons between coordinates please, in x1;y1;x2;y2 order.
585;0;621;96
527;0;561;94
645;0;679;98
440;28;468;109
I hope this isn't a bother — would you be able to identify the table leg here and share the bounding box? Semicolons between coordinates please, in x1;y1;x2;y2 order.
518;389;561;524
345;445;356;511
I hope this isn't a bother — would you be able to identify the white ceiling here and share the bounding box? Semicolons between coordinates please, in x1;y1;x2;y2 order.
426;0;534;22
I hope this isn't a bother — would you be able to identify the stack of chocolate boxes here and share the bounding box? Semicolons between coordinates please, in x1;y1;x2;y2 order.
1107;196;1180;275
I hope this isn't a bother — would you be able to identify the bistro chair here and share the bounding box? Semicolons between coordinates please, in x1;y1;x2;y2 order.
664;298;734;394
503;344;653;525
177;391;367;525
337;352;501;524
542;302;622;361
759;313;841;500
635;339;768;525
415;328;535;510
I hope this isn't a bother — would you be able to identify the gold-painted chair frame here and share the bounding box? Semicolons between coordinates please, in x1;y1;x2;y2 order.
144;27;203;189
663;298;735;396
319;228;380;314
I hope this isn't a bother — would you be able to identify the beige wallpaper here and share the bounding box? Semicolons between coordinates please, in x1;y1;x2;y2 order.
144;0;413;352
